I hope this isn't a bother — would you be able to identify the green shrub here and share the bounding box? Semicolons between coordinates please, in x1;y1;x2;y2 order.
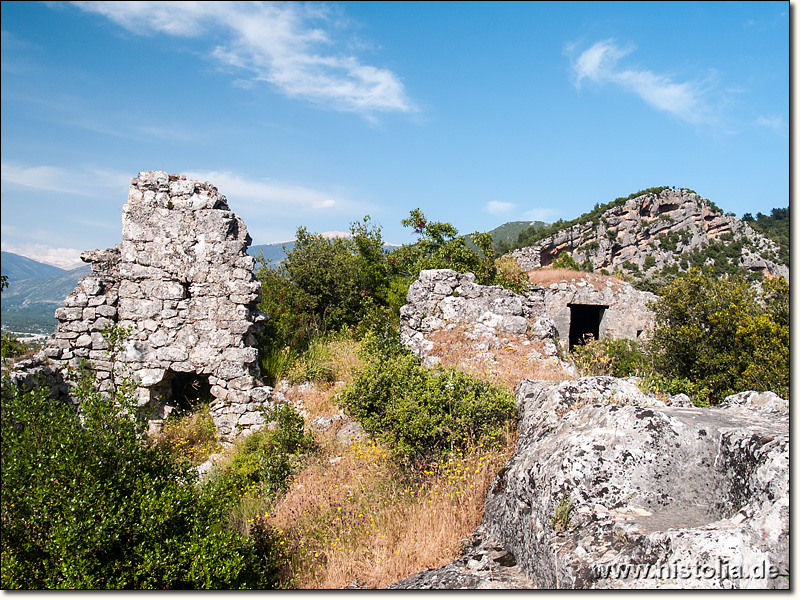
0;378;288;589
551;252;581;271
647;270;788;403
572;338;648;378
338;344;516;470
207;403;314;506
1;333;28;359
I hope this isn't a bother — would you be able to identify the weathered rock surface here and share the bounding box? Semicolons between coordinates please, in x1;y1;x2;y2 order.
37;172;273;439
511;188;788;281
479;377;789;589
399;269;560;360
387;527;536;589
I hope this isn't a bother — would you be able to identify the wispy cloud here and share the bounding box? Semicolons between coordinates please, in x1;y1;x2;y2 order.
0;162;130;196
568;39;713;125
755;115;786;131
184;170;360;215
70;1;414;117
486;200;516;216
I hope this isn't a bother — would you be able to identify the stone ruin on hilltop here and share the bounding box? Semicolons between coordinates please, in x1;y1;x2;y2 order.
40;171;272;440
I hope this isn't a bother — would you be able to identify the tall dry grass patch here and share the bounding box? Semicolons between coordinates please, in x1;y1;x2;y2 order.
258;420;516;589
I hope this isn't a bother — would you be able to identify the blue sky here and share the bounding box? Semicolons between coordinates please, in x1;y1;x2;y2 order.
1;1;789;269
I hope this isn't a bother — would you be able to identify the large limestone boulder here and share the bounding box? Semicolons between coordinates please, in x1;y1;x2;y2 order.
481;377;789;589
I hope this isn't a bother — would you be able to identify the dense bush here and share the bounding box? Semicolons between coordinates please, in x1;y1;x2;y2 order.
338;335;516;470
1;377;288;589
206;403;315;505
572;338;648;378
742;207;789;266
647;269;789;404
550;252;582;271
1;333;28;359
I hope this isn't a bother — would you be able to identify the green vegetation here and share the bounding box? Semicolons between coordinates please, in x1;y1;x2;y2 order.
204;403;315;508
551;493;573;532
577;269;789;405
550;252;582;271
338;333;516;471
255;210;526;384
574;270;788;405
742;207;789;266
572;338;648;378
647;269;788;404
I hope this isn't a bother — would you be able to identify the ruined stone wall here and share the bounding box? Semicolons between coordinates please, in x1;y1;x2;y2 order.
43;171;272;440
540;273;657;344
399;269;561;360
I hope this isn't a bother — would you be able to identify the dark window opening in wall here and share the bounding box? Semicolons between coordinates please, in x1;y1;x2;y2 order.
167;371;211;413
568;304;608;351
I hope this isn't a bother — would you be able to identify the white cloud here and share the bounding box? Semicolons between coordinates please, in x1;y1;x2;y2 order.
486;200;516;216
569;39;712;125
1;241;85;270
70;1;414;116
756;115;786;130
0;162;130;196
184;170;353;215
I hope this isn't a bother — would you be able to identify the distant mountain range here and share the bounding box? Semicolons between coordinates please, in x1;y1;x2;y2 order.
1;252;92;336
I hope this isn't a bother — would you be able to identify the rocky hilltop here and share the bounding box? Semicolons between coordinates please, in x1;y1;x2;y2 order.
511;188;788;281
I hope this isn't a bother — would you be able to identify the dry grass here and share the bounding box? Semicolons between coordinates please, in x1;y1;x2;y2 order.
149;405;221;466
427;326;571;392
255;409;516;589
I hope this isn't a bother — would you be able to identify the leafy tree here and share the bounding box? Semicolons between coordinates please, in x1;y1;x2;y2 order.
256;217;390;351
647;269;789;404
390;209;526;294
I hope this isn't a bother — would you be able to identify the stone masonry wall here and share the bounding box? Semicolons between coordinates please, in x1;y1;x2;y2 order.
42;171;273;440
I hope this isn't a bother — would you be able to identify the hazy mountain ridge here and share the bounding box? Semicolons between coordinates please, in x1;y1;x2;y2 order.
1;251;68;282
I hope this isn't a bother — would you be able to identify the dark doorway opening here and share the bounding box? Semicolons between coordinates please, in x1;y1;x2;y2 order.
568;304;608;351
167;371;212;413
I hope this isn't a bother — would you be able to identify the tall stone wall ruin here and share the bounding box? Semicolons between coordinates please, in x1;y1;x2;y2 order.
42;171;272;440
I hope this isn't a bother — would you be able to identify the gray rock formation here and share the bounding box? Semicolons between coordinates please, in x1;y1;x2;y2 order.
40;171;273;440
511;188;788;280
399;269;560;360
480;377;788;589
387;526;536;589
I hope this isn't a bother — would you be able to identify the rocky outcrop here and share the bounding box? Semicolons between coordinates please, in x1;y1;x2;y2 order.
480;378;789;589
39;171;273;440
387;527;536;589
399;269;560;362
511;189;788;280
